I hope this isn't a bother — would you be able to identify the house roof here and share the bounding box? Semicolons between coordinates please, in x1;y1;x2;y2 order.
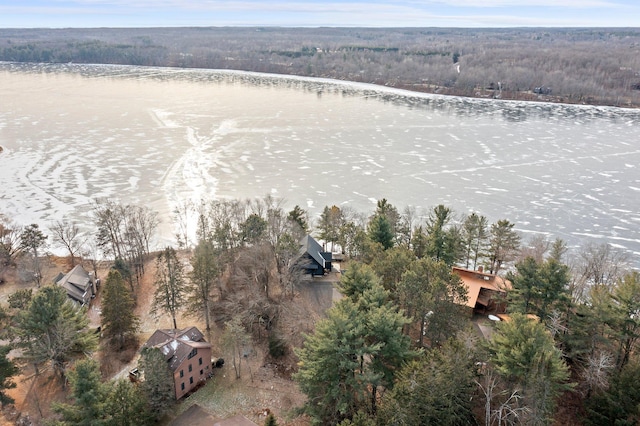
297;234;327;268
142;327;211;372
169;405;259;426
452;267;511;308
213;415;259;426
169;404;216;426
56;264;93;304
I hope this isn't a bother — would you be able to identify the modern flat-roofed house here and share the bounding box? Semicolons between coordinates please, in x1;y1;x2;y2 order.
55;264;97;306
142;327;213;400
293;234;332;276
452;266;511;314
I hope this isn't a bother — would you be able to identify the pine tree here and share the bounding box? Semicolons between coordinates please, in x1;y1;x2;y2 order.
52;358;109;425
0;345;18;407
425;204;454;263
7;288;32;310
609;272;640;371
101;270;139;349
240;214;268;245
19;223;47;286
488;219;521;275
264;413;278;426
397;257;468;347
287;205;309;240
489;313;572;424
378;339;477;425
337;411;376;426
507;256;571;324
462;212;489;270
14;285;97;379
295;268;413;425
105;378;152;426
295;300;368;425
411;225;428;259
367;214;394;250
139;347;174;418
151;246;186;329
371;246;414;292
338;263;380;301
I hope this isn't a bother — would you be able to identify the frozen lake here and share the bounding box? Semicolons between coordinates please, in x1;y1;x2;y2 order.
1;62;640;264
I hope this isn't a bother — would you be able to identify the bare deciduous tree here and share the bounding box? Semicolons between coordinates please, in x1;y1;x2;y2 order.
0;218;22;280
581;350;614;397
50;220;85;266
518;234;550;264
172;199;194;249
186;240;219;332
94;199;158;287
476;369;530;426
569;242;629;303
221;316;251;380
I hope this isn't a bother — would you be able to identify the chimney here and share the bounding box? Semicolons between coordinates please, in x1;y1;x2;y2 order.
478;265;483;273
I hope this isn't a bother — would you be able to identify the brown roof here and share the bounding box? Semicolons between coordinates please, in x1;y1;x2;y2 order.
169;404;216;426
452;267;511;308
213;415;259;426
142;327;211;372
168;404;259;426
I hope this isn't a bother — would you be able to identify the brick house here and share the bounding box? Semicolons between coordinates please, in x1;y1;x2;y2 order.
142;327;212;399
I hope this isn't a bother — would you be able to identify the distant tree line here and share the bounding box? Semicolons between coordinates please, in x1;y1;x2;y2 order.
1;27;640;107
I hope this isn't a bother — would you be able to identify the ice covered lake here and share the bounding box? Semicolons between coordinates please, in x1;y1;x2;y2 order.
1;62;639;264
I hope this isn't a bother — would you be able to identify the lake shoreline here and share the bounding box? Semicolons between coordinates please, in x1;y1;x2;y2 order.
3;27;639;109
1;64;639;267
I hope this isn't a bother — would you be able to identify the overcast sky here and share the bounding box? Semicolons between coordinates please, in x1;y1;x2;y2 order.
0;0;638;28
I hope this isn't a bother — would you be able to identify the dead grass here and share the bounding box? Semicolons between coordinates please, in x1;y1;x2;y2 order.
0;257;106;425
98;337;139;379
0;249;332;426
167;345;308;426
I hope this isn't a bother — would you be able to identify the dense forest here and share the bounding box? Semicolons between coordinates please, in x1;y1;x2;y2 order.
1;196;638;425
1;27;640;107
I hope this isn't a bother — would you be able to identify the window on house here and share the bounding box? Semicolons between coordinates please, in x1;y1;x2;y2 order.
180;370;184;378
200;369;203;376
181;383;185;391
189;377;193;384
187;348;198;359
188;364;192;372
199;357;203;365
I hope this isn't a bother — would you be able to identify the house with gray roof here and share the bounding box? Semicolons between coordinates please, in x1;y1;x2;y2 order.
55;264;96;306
293;234;332;276
142;327;213;399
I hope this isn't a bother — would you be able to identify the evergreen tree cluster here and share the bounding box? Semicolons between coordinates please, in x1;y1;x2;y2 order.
2;195;640;425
